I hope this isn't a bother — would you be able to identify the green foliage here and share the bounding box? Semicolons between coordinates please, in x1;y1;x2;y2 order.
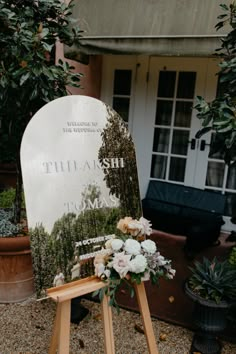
188;257;236;303
0;0;82;223
195;2;236;164
0;209;21;237
92;272;133;314
228;246;236;266
0;188;15;208
0;0;82;163
0;188;25;208
30;224;56;297
98;106;142;218
51;213;77;279
30;206;122;296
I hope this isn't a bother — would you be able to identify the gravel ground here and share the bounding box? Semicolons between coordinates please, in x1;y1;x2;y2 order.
0;297;236;354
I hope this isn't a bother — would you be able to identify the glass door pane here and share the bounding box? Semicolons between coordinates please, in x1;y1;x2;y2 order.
150;69;196;183
205;132;236;220
112;69;132;122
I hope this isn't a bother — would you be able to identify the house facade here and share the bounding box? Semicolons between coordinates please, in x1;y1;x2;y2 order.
63;0;235;232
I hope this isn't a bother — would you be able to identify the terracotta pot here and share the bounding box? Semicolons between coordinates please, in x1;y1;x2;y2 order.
0;235;30;252
0;235;35;303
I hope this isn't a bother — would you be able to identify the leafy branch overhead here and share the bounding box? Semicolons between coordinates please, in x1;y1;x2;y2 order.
195;2;236;164
0;0;82;223
0;0;82;162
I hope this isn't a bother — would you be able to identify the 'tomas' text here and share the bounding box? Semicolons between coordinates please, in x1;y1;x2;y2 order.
64;195;119;213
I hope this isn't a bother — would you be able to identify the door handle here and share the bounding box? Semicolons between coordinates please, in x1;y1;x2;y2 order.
188;138;196;150
200;140;210;151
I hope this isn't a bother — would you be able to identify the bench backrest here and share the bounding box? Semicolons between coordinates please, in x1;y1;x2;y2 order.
145;181;226;215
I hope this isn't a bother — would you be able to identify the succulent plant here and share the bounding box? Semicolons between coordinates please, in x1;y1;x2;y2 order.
188;257;236;304
0;209;21;237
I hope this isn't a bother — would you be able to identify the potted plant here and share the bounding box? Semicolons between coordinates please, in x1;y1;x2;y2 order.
0;190;33;303
0;0;82;302
185;257;236;354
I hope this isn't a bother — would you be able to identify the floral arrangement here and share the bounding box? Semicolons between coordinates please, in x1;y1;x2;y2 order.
93;216;175;310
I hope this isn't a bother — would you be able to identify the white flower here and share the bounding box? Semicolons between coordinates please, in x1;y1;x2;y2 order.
117;216;133;233
124;239;141;255
94;263;105;277
104;269;111;278
141;271;151;282
129;254;147;273
127;220;143;236
111;239;124;251
166;268;176;279
105;239;113;249
141;239;156;254
94;253;107;265
139;217;152;236
156;252;168;266
111;252;132;278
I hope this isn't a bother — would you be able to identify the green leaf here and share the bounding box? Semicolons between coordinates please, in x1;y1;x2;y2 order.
220;4;229;11
41;42;54;52
92;289;100;298
20;72;30;86
195;127;212;139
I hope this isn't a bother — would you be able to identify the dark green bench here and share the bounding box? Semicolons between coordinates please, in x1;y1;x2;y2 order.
142;180;226;256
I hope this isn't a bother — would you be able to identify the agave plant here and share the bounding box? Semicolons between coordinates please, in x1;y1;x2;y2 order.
188;257;236;304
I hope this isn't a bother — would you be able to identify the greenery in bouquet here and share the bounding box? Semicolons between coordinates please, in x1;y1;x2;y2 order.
93;217;175;311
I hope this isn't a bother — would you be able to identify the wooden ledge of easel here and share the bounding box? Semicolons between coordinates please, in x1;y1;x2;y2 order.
47;277;159;354
47;275;106;302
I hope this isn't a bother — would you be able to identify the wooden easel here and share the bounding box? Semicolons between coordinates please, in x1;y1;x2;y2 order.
47;276;159;354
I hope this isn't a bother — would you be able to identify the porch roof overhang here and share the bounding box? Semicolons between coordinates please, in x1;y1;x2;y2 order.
65;0;230;59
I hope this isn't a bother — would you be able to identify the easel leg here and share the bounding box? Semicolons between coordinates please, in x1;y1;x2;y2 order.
48;300;71;354
58;300;71;354
49;302;62;354
101;294;115;354
134;282;159;354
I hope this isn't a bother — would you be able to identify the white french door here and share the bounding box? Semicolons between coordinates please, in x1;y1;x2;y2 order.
101;55;236;231
146;57;217;188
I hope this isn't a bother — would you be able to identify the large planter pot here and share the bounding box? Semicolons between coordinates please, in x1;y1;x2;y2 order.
185;282;230;354
0;235;35;303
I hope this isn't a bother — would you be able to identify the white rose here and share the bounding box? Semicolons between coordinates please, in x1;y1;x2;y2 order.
141;239;156;254
104;269;111;279
139;217;152;236
166;268;176;279
127;220;143;236
124;239;141;255
129;254;147;273
105;239;113;249
156;254;168;266
111;252;132;278
94;263;105;277
111;239;124;251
